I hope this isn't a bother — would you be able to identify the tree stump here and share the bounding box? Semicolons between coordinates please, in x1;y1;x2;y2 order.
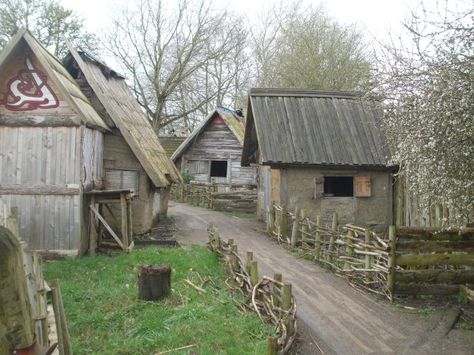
138;264;171;301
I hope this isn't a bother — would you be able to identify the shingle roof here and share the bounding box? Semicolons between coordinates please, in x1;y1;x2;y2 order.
64;46;181;187
242;88;392;168
158;136;187;157
172;107;245;161
0;29;107;131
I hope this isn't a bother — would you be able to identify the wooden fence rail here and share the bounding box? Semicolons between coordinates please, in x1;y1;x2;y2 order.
207;223;297;354
268;204;474;300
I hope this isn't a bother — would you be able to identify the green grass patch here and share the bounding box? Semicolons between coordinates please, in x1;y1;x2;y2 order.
44;246;272;354
221;211;257;219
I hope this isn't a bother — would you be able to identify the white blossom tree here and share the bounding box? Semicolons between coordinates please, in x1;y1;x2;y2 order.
375;3;474;221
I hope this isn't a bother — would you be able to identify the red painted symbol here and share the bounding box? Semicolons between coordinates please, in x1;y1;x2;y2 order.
0;57;59;111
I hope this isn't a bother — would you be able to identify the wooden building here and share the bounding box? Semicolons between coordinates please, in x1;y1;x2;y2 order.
173;108;256;191
0;30;179;255
242;88;394;231
63;47;180;234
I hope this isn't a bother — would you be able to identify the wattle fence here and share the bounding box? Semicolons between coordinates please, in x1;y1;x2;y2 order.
268;204;474;300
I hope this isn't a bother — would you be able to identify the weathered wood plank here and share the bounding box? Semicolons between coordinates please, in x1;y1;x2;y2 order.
395;253;474;266
0;186;80;195
394;283;460;296
395;269;474;284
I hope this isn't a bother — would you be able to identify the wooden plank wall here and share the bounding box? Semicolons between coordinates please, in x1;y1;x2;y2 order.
0;127;82;250
183;123;256;185
82;127;104;190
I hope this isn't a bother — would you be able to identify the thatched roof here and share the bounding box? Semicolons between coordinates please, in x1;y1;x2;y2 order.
0;29;107;131
158;136;187;157
242;88;392;168
172;107;245;161
64;46;181;187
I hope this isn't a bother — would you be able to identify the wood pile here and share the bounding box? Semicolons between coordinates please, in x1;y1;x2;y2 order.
207;223;296;354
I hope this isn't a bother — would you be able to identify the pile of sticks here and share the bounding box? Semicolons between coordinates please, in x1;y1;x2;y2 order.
207;223;297;354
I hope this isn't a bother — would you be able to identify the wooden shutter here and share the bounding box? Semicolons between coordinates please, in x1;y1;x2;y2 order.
355;176;371;197
105;169;139;192
313;176;324;199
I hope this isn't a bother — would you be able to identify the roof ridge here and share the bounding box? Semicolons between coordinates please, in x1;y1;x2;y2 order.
250;88;362;99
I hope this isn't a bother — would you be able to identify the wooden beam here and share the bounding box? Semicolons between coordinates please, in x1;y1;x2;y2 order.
0;186;80;195
396;253;474;267
395;269;474;285
89;205;125;250
89;196;97;256
0;115;81;127
120;193;128;248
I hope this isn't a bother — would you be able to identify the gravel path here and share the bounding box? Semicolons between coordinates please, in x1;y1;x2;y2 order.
169;202;473;354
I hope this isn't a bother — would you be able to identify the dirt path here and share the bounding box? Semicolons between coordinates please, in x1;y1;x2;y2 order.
169;202;473;354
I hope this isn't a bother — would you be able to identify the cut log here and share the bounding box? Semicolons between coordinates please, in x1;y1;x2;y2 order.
138;264;172;301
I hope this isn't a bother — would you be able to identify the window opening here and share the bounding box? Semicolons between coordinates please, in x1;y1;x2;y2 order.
324;176;353;197
210;160;227;177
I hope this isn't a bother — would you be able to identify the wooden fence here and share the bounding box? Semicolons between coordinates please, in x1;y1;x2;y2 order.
171;183;257;213
268;204;474;300
207;224;296;354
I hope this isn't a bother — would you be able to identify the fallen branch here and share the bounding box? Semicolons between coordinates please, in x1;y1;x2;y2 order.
155;343;196;354
184;279;206;294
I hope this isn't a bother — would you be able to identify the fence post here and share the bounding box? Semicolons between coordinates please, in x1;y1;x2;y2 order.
250;261;259;286
387;225;397;300
272;273;282;307
290;206;300;248
314;215;322;261
267;206;275;235
267;337;278;355
300;209;308;245
246;251;253;273
365;230;372;282
282;283;292;311
327;213;338;265
231;244;239;270
281;206;288;242
343;230;354;271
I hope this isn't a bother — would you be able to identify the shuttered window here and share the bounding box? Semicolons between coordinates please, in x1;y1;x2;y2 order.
354;176;371;197
187;160;208;175
105;169;139;193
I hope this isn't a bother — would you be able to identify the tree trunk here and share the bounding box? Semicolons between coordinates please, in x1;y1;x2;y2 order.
137;264;171;301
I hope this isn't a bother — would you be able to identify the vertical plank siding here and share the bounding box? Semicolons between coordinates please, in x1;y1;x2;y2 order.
82;127;104;190
0;127;82;251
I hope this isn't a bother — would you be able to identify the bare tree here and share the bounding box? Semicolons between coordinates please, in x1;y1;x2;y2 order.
375;2;473;220
106;0;249;133
250;2;373;91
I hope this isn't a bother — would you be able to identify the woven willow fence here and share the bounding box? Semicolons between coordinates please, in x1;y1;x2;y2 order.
268;204;393;299
268;204;474;300
207;224;297;354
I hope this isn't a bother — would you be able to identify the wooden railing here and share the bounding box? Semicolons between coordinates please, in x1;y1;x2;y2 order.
268;204;474;300
208;223;297;354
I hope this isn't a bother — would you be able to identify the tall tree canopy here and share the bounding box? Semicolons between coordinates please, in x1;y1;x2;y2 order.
0;0;97;58
251;3;373;91
106;0;249;134
375;4;473;220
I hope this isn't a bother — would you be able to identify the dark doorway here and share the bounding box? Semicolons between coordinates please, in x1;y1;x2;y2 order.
210;160;227;177
324;176;353;197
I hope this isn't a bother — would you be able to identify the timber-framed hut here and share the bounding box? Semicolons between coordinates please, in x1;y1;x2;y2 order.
242;88;394;230
0;30;180;255
172;107;256;191
63;46;180;235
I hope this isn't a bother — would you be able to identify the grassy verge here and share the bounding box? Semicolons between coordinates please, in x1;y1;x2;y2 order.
44;246;272;354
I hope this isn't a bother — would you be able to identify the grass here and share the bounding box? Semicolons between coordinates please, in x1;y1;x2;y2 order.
222;211;257;219
44;246;272;354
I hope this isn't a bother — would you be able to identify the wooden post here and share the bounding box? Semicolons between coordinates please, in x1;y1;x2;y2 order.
246;251;253;273
314;215;322;261
228;238;234;246
327;213;338;265
120;193;129;249
282;283;292;311
280;205;288;242
300;209;308;245
89;196;97;255
250;260;259;286
343;230;354;271
272;273;282;307
290;206;300;248
231;244;239;270
267;337;278;355
50;280;72;355
267;206;275;235
138;264;172;300
387;225;397;299
365;230;372;281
